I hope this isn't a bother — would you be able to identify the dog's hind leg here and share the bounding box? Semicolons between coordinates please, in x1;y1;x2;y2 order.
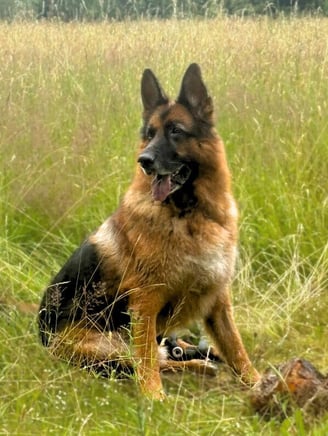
49;325;134;374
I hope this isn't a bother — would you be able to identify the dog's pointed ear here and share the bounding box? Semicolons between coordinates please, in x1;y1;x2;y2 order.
141;69;168;118
177;63;214;123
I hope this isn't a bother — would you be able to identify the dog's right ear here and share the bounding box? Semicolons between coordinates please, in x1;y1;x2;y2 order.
141;69;168;118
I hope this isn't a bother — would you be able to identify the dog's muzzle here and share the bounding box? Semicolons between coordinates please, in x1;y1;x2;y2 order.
138;149;191;202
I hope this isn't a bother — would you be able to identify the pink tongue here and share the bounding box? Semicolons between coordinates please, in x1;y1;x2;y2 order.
152;175;171;202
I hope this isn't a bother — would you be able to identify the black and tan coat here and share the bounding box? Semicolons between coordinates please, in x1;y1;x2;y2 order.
38;64;259;399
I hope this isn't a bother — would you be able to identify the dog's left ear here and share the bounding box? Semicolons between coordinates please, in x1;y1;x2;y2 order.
177;63;214;123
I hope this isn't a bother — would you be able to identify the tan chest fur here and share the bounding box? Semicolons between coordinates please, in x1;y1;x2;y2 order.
92;188;237;299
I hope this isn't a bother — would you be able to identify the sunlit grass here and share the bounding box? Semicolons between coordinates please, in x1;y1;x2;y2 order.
0;17;327;434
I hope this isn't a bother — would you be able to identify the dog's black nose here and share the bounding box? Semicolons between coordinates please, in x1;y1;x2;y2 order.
138;152;155;174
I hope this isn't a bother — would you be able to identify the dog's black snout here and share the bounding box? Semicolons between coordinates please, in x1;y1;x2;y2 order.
138;152;155;174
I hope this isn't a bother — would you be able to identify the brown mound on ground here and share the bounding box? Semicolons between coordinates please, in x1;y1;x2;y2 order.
250;358;328;418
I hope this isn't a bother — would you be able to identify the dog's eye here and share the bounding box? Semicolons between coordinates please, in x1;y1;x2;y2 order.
146;127;156;140
169;125;184;138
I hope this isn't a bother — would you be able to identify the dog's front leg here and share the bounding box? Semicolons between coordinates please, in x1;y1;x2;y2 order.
204;291;260;385
129;290;166;400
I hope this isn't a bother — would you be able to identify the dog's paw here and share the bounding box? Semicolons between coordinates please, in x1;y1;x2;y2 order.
153;389;167;401
142;387;167;401
139;376;167;401
240;367;261;386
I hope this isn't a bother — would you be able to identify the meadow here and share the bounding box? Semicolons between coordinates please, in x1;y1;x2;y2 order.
0;17;327;434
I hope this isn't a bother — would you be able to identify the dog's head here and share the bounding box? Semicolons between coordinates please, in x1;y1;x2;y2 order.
138;63;216;204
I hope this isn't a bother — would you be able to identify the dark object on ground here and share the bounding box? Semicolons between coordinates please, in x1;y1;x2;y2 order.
163;334;223;363
87;334;222;378
250;358;328;418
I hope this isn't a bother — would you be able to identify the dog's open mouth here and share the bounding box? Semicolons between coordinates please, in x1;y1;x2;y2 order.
151;165;191;202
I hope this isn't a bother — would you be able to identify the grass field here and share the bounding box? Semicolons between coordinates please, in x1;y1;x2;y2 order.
0;17;328;434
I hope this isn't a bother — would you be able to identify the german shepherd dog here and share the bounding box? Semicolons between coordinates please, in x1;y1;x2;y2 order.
38;64;259;399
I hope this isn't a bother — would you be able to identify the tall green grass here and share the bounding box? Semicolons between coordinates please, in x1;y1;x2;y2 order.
1;18;327;434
